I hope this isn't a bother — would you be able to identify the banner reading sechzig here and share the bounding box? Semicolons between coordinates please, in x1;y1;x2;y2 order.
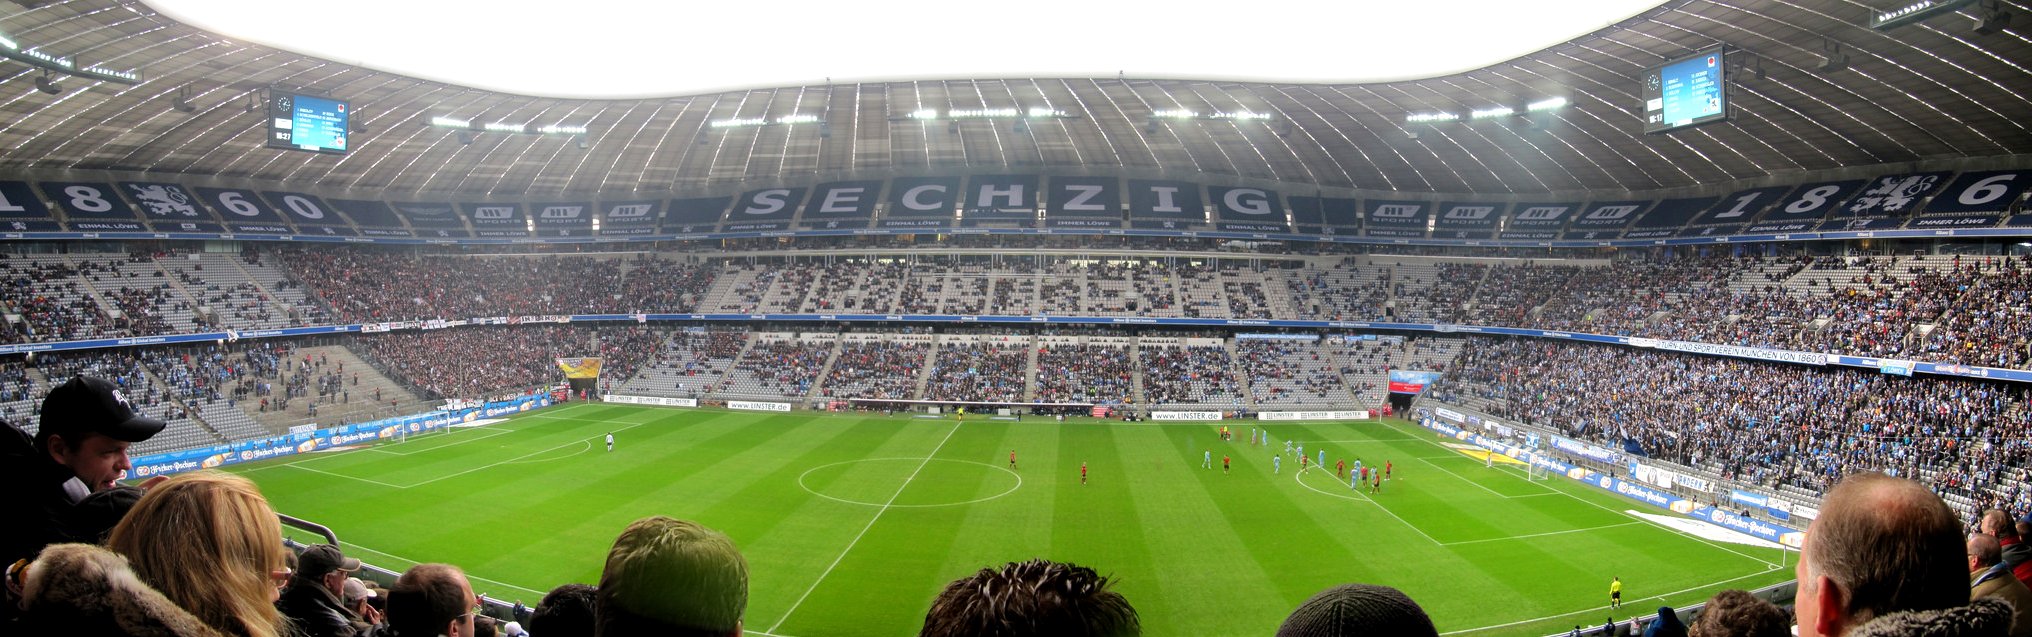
555;357;604;379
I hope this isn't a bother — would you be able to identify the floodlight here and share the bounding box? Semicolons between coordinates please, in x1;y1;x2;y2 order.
34;71;61;95
1870;0;1975;30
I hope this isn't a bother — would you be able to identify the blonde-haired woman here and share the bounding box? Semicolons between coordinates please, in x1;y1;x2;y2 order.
19;470;289;637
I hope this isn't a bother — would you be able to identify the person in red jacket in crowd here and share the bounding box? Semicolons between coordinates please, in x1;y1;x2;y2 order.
1980;510;2032;586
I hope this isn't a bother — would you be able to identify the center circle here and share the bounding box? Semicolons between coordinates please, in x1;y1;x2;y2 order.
797;458;1022;508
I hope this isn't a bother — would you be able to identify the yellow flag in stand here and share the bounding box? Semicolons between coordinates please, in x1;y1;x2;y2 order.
555;357;604;379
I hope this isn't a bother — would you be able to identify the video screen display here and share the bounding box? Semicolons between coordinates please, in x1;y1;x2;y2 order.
266;91;350;154
1643;46;1728;134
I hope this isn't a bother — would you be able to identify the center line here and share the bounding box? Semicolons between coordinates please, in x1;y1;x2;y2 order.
768;421;965;633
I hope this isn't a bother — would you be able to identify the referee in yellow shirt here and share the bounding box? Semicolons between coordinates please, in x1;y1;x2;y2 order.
1609;576;1622;609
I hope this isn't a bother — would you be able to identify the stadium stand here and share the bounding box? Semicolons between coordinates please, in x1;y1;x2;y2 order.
1428;336;2032;519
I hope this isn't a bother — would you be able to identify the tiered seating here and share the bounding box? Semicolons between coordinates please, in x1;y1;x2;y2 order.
941;267;992;315
1431;335;2032;518
713;338;833;399
1038;264;1084;314
617;332;745;397
1137;343;1242;407
1217;265;1282;320
1234;338;1353;407
1033;343;1133;404
98;253;199;335
922;339;1030;402
156;252;291;330
0;254;116;342
819;340;929;400
1286;259;1388;321
1177;263;1224;319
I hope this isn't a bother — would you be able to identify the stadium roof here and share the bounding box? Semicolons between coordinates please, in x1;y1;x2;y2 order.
136;0;1669;99
0;0;2027;197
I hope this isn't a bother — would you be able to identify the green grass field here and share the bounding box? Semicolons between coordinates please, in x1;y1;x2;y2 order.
230;403;1792;636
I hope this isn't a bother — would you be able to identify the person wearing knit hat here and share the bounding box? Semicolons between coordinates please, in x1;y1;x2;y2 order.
1275;583;1439;637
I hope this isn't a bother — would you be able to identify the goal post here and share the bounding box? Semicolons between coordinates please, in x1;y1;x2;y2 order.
1527;463;1553;481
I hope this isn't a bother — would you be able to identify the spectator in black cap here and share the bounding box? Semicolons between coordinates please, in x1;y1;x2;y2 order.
280;543;382;637
0;375;166;567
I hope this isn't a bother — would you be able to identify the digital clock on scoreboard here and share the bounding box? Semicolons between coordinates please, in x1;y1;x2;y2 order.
1642;45;1729;134
266;90;350;155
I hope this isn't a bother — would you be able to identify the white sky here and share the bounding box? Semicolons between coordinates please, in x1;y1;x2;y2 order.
143;0;1667;99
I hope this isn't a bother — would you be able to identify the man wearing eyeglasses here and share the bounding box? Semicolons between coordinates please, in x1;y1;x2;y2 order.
387;563;480;637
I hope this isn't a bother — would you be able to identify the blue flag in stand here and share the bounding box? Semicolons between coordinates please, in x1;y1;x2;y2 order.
1622;439;1650;457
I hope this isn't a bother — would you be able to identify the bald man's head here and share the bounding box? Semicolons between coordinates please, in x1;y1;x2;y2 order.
1969;534;2003;570
1797;473;1967;635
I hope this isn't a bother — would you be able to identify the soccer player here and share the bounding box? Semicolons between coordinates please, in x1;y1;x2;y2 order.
1297;443;1304;460
1350;470;1359;491
1080;462;1088;485
1299;454;1308;474
1609;577;1622;609
1009;449;1017;470
606;432;614;452
1222;455;1230;474
1335;458;1345;479
1272;455;1280;474
1203;450;1212;469
1317;449;1324;468
1284;439;1293;455
1385;460;1393;480
1371;472;1381;493
1486;452;1495;469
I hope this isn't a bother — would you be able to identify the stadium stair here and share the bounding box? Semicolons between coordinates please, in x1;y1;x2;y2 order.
1022;342;1041;402
1128;338;1149;406
803;340;847;406
1222;338;1260;410
249;345;426;431
909;345;938;401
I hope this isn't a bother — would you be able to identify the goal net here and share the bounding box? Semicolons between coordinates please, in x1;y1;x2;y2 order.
1527;463;1554;481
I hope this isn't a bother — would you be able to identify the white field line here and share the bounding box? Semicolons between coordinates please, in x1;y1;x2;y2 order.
766;421;965;633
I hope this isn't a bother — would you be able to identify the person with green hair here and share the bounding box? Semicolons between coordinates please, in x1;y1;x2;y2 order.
596;516;748;637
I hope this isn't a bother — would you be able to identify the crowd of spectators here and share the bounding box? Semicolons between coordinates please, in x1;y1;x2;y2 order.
716;340;832;397
923;343;1030;402
13;249;2032;379
276;249;715;322
822;341;929;399
360;326;661;400
1429;336;2032;516
1139;345;1242;406
1033;344;1134;404
1234;339;1351;405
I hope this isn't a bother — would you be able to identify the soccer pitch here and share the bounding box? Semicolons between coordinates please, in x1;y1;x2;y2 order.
230;403;1792;636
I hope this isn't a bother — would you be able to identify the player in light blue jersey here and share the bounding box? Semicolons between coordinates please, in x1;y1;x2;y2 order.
1273;455;1281;474
1203;449;1212;469
1317;449;1325;468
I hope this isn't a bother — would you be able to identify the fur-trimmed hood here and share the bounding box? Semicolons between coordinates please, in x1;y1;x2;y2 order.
1849;598;2015;637
17;542;226;637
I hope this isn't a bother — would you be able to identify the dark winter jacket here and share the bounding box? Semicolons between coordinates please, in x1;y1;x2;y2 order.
278;579;376;637
1849;598;2015;637
15;543;226;637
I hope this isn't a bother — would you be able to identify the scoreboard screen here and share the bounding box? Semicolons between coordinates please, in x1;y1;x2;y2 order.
1642;46;1728;134
266;91;350;155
